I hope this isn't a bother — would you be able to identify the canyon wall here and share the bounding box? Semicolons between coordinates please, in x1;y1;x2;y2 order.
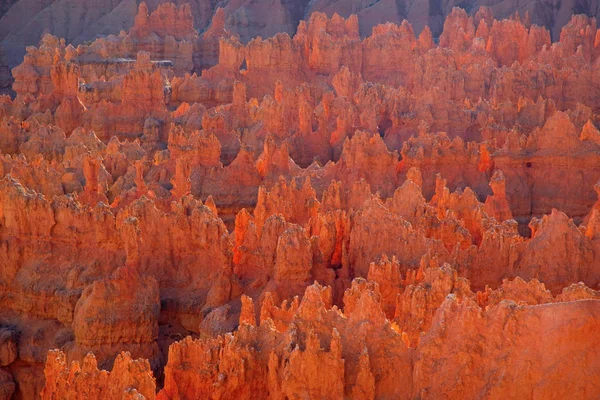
1;0;600;90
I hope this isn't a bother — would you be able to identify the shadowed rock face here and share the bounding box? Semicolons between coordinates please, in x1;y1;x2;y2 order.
0;3;598;399
0;46;11;95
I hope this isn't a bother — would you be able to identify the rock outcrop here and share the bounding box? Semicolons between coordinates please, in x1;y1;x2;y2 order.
42;350;156;399
0;5;598;400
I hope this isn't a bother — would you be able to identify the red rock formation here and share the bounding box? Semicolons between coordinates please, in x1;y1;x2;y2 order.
70;266;161;369
416;295;600;398
0;6;599;400
483;169;513;221
41;350;156;399
0;370;13;399
517;209;598;292
154;276;600;399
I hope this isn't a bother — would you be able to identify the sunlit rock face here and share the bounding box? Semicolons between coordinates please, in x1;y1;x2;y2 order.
0;3;599;399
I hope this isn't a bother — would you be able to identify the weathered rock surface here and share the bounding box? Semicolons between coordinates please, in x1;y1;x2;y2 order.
42;350;156;399
1;0;600;89
0;5;598;400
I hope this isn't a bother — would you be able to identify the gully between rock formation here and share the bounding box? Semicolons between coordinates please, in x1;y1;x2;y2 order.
0;2;598;399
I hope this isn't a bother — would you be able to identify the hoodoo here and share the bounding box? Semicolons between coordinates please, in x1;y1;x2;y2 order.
0;2;598;399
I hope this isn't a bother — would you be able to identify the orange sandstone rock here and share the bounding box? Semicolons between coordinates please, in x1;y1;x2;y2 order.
0;6;598;399
41;350;155;399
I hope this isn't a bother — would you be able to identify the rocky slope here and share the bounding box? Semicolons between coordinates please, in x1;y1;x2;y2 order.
0;3;599;399
1;0;600;94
